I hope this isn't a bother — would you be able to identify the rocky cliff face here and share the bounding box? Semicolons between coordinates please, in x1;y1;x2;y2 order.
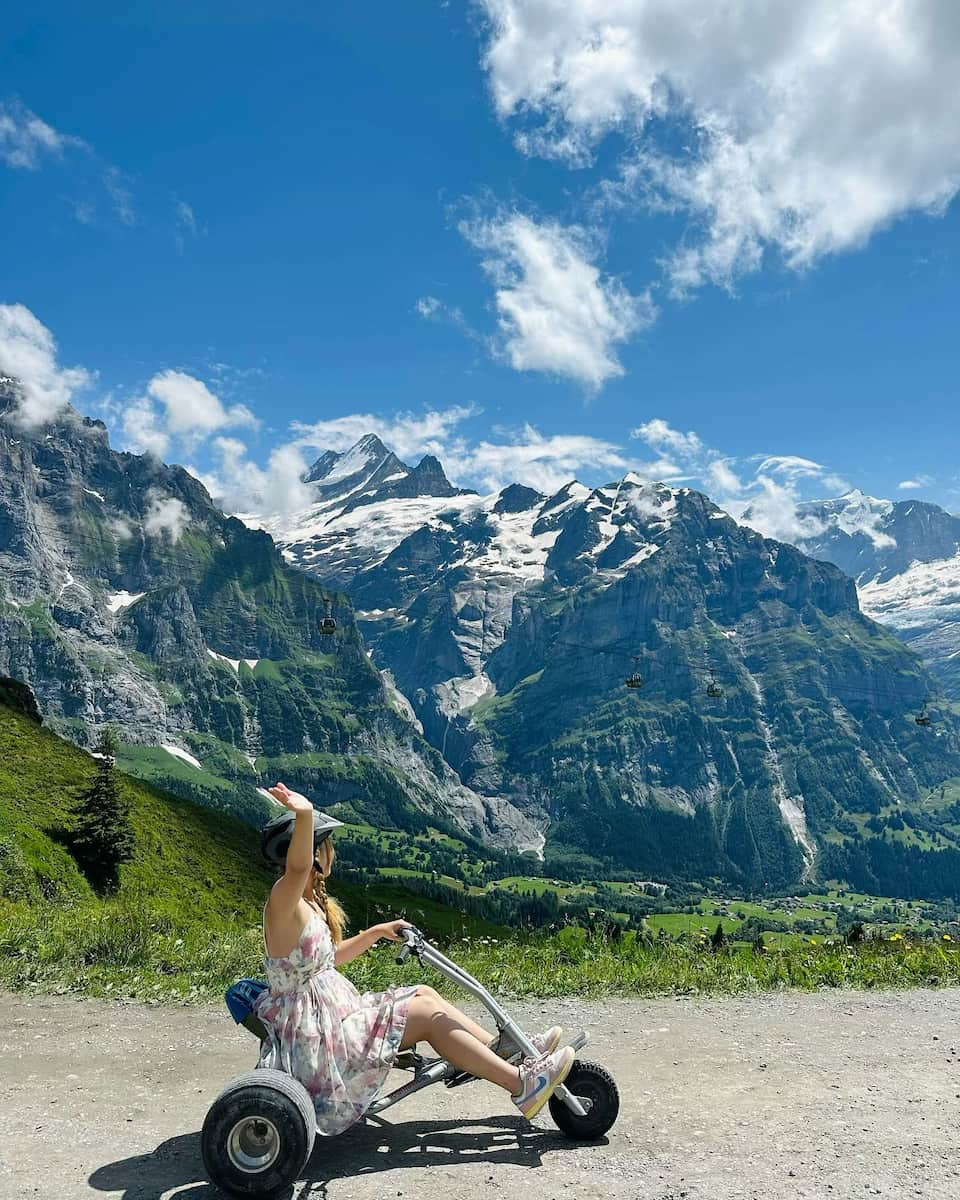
779;492;960;698
0;380;539;849
256;439;960;888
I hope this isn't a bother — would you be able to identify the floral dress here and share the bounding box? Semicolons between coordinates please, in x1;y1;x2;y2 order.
254;903;418;1136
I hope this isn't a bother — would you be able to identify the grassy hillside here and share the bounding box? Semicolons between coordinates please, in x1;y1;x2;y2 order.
0;700;274;924
0;699;505;997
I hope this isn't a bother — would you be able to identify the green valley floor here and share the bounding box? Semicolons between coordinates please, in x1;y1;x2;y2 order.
2;987;959;1199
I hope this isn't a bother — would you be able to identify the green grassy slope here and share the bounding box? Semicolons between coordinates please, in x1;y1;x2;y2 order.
0;698;501;967
0;700;274;924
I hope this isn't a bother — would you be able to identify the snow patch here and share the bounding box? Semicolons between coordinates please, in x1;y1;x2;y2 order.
207;648;241;672
105;590;145;613
57;570;76;600
319;442;386;485
161;743;203;770
83;487;105;502
436;671;495;717
859;554;960;632
381;670;424;733
745;675;817;873
616;543;660;570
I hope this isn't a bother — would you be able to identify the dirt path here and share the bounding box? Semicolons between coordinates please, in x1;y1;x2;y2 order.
2;987;960;1200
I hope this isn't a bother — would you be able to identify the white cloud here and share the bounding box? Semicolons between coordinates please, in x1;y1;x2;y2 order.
148;370;257;438
102;166;136;227
194;436;314;516
478;1;960;293
70;199;96;226
139;369;258;453
175;199;198;237
0;303;92;427
898;475;933;490
628;417;710;480
706;458;742;495
631;418;704;459
629;415;864;543
120;395;169;458
415;294;477;339
754;454;828;481
109;516;134;542
0;99;84;170
729;476;828;544
174;198;205;251
115;370;258;461
416;296;442;319
143;491;190;542
724;477;830;544
452;425;631;493
460;212;653;387
629;490;667;520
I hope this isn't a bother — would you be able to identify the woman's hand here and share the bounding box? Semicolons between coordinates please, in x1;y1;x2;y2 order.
334;918;413;967
268;782;313;813
372;919;413;942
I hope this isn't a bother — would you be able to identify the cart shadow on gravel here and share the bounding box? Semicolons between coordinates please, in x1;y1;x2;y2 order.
88;1113;598;1200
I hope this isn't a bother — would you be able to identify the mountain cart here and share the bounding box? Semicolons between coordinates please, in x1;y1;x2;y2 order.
202;925;619;1198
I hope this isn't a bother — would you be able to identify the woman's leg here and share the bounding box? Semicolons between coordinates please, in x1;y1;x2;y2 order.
400;987;520;1094
407;985;494;1044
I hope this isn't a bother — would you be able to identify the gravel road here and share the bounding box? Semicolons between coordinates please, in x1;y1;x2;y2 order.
2;987;959;1200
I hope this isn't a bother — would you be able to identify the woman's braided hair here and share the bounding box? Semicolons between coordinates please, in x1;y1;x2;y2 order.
312;843;347;945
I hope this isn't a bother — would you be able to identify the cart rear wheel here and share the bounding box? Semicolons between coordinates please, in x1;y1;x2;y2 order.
548;1060;619;1140
201;1069;316;1198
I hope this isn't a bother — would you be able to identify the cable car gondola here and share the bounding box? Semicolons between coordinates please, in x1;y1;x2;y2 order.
625;657;644;690
705;670;724;699
915;709;933;727
319;603;337;636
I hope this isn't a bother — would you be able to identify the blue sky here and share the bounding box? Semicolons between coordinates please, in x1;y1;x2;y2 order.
1;1;958;536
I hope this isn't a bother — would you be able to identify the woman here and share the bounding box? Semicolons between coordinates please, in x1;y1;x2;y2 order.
254;782;574;1136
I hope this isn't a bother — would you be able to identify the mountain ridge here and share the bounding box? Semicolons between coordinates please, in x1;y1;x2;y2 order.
253;434;960;891
0;380;539;851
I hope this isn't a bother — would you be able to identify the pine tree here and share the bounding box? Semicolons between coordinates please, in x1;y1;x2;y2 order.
69;728;135;893
711;919;727;951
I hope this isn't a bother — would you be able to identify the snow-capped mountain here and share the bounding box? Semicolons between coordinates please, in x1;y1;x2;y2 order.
0;383;541;850
250;438;681;708
250;436;960;890
785;492;960;696
792;492;960;584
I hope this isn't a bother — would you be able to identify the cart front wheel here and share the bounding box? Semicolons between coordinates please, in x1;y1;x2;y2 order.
201;1069;316;1198
548;1060;619;1140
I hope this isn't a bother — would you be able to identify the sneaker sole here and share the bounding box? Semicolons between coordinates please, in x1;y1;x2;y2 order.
500;1027;564;1063
542;1028;563;1056
518;1049;574;1122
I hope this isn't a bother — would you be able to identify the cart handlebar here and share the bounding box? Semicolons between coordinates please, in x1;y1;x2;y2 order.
395;925;422;966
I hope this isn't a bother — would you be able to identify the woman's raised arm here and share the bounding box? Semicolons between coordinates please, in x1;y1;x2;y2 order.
265;783;315;921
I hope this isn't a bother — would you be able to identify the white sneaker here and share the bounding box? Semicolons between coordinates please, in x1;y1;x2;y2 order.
512;1045;575;1121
